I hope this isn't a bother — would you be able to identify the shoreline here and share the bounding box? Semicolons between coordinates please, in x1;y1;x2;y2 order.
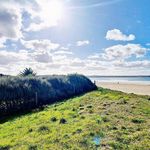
96;82;150;96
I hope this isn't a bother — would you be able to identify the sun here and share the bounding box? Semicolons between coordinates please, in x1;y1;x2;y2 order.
40;0;65;25
49;1;64;20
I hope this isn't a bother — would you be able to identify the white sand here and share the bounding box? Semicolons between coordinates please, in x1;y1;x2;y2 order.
96;82;150;96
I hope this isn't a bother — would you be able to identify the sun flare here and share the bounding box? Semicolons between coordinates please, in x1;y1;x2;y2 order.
49;1;64;20
41;0;65;25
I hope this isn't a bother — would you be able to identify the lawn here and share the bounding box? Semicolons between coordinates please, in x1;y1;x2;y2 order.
0;88;150;150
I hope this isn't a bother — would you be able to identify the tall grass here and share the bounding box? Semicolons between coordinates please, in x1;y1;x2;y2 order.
0;74;97;117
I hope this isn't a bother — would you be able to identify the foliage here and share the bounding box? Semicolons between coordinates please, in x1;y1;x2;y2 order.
0;89;149;149
19;68;36;77
0;74;97;117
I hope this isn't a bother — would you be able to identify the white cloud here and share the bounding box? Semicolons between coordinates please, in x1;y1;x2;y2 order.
114;60;150;68
0;2;23;46
0;5;22;40
0;0;38;45
102;44;148;60
54;50;73;55
106;29;135;41
87;44;148;61
0;50;30;65
70;58;85;67
0;0;65;34
0;47;150;75
0;49;52;74
60;47;69;51
85;59;108;71
26;0;65;31
21;39;60;51
85;44;150;75
31;51;52;63
0;38;6;48
20;39;74;63
76;40;90;46
0;48;84;75
26;23;50;32
88;53;101;60
20;39;62;63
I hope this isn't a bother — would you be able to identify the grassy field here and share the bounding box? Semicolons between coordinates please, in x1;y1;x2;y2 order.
0;88;150;150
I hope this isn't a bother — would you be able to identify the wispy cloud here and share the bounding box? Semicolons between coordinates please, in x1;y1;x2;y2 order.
76;40;90;46
69;0;123;9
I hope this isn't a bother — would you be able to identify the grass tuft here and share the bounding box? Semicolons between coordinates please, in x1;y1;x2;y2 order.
38;125;49;132
131;118;145;124
59;118;67;124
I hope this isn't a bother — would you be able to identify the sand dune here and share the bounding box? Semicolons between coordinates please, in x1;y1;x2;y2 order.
96;82;150;96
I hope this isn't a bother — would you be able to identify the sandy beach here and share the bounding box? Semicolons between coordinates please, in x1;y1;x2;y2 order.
96;82;150;96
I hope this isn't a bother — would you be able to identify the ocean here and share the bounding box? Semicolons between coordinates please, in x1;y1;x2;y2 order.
89;76;150;85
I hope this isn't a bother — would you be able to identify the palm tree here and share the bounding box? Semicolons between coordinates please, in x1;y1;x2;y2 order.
20;68;36;76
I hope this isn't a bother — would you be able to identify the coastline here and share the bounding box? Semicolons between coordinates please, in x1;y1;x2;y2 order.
96;82;150;96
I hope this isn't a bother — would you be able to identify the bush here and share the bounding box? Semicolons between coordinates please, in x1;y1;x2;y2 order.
0;74;97;117
20;68;36;77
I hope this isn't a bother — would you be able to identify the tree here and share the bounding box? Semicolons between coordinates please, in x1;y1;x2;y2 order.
20;68;36;77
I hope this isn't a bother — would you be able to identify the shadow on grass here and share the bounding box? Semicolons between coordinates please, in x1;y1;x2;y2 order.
0;91;96;124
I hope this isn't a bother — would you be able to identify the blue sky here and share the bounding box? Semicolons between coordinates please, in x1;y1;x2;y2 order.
0;0;150;75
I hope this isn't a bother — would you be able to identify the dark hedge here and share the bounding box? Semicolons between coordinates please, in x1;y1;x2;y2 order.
0;74;97;117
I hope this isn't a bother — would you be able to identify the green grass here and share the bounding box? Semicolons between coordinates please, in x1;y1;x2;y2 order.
0;88;150;150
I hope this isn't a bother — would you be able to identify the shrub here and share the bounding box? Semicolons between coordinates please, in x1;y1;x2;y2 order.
0;74;97;117
20;68;36;77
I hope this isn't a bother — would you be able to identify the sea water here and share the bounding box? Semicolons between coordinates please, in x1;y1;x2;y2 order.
89;76;150;85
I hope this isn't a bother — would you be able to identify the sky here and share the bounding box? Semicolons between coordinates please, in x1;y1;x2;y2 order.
0;0;150;75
